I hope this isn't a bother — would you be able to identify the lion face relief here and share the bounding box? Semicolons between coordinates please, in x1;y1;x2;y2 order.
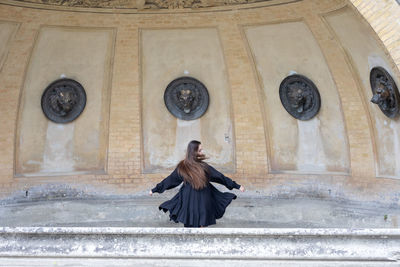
279;74;321;120
164;77;209;120
177;89;195;114
288;82;312;114
49;86;78;116
371;76;394;111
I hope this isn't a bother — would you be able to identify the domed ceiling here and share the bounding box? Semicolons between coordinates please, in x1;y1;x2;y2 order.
2;0;300;10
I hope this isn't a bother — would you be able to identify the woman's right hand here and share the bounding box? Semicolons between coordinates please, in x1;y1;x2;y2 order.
149;190;153;196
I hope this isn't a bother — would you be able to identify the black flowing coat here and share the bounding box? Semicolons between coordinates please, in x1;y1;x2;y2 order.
151;164;241;227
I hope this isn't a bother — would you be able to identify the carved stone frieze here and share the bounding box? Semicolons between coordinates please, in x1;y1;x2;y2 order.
16;0;138;8
10;0;274;9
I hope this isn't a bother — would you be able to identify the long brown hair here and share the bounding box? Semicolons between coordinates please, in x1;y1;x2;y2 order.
177;140;208;190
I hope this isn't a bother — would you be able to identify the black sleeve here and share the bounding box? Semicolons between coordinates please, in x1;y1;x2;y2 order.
208;165;240;190
151;168;183;194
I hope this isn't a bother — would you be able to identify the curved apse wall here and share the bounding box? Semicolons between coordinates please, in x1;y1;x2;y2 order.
0;0;399;203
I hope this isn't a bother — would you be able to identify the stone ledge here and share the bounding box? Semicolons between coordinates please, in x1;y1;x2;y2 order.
2;226;400;236
2;196;399;228
0;227;399;262
0;258;399;267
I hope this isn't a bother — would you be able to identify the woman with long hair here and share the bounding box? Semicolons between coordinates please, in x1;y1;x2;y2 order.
149;140;245;227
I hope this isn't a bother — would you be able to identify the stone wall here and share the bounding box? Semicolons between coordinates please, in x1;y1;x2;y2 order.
0;0;400;204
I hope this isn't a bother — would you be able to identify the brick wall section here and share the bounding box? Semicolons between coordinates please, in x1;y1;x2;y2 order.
218;21;268;186
0;0;399;202
349;0;400;73
0;22;38;190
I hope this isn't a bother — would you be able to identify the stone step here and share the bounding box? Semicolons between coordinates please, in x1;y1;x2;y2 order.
1;197;399;228
1;195;400;266
0;227;399;266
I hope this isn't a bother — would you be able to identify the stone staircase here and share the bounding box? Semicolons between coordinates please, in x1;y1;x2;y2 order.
0;227;399;266
1;195;400;265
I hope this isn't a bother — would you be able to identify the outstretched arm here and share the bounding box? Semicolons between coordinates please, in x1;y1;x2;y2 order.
150;168;183;194
208;165;242;190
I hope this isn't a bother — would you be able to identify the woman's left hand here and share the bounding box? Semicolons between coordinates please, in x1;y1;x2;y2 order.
239;185;245;192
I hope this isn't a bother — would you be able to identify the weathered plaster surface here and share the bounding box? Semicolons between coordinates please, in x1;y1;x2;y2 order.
141;28;235;173
325;7;400;179
245;21;350;174
15;26;114;176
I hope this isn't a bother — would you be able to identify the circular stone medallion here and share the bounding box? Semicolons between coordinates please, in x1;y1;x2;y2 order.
41;78;87;123
164;77;209;120
279;74;321;121
370;67;400;119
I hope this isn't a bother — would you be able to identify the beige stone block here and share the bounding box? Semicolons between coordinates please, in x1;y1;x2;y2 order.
244;21;350;174
15;26;115;177
141;28;235;173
